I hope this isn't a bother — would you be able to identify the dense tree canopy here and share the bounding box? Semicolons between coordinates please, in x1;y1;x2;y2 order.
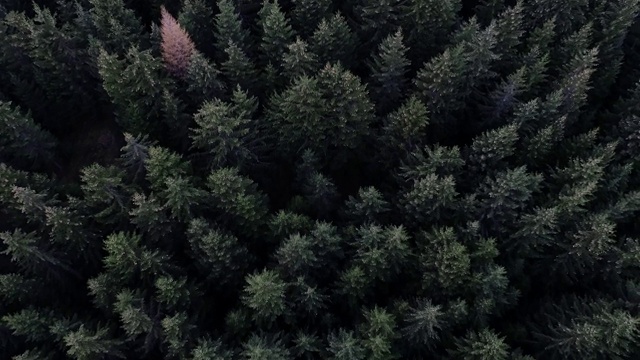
2;0;640;359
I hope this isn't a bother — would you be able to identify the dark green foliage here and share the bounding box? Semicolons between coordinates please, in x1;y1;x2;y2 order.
0;101;57;168
3;1;640;359
87;0;145;54
290;0;332;37
368;29;410;113
178;0;215;55
355;0;407;46
257;0;295;69
310;13;359;69
268;63;374;160
97;46;170;135
282;38;320;80
191;86;263;170
63;325;125;360
187;218;251;286
214;0;252;56
207;167;269;236
221;41;260;92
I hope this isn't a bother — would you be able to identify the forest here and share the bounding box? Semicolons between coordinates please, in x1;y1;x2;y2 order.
1;0;640;359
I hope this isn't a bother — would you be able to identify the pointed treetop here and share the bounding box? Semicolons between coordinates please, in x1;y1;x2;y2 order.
160;6;196;78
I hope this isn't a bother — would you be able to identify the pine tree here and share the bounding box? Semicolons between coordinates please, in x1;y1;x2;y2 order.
282;38;320;81
415;18;499;126
0;101;57;168
310;13;359;68
401;298;443;351
417;227;471;294
359;306;399;360
221;41;260;92
448;328;510;360
526;0;589;36
242;269;288;326
368;29;410;113
268;63;374;160
214;0;252;58
187;218;251;287
186;51;225;105
351;224;411;285
531;297;640;360
3;5;98;118
162;312;193;358
242;333;291;360
160;175;207;221
144;146;190;192
402;0;461;60
178;0;215;55
63;324;125;360
103;232;170;282
190;338;234;360
80;164;131;224
2;308;57;343
113;288;154;339
160;6;196;79
342;186;390;224
191;86;262;170
88;0;145;54
257;0;295;69
475;166;542;236
326;329;366;360
97;46;170;135
492;1;524;71
355;0;408;46
400;174;458;225
381;95;429;156
206;167;269;236
119;133;153;182
466;123;520;176
290;0;332;37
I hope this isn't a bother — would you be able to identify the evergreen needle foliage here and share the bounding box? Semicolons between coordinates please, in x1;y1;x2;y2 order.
1;0;640;359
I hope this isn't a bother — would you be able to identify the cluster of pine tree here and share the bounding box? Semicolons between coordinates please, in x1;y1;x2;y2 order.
2;0;640;358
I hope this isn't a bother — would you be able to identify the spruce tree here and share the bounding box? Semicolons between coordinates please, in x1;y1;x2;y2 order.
368;29;411;114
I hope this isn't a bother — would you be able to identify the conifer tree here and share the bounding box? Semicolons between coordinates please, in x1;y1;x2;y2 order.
63;324;125;360
178;0;215;55
355;0;408;46
359;306;398;360
242;269;288;326
206;167;269;236
531;297;640;360
214;0;252;58
290;0;332;37
221;41;260;92
4;1;640;359
88;0;145;54
191;86;262;170
97;46;170;135
80;164;132;224
310;13;359;69
327;329;366;360
186;51;226;104
160;6;196;79
257;0;295;70
187;218;251;287
0;101;56;168
401;298;443;351
268;63;374;160
449;328;510;360
282;38;320;81
402;0;461;60
368;29;410;114
242;333;291;360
